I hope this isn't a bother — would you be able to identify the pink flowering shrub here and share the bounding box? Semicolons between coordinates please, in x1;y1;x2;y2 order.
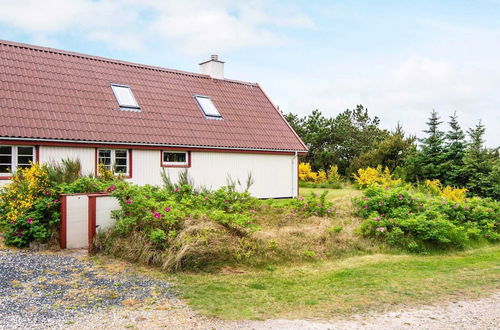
108;183;259;245
286;191;335;217
355;186;499;252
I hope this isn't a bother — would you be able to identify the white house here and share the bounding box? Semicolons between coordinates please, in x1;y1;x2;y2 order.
0;40;307;198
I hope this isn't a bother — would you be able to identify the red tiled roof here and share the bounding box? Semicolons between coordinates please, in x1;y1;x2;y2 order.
0;40;307;152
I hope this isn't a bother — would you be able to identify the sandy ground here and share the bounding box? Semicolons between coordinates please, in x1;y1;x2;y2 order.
66;291;500;329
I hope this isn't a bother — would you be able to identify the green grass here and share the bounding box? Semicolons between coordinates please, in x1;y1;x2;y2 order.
300;187;361;201
170;246;500;320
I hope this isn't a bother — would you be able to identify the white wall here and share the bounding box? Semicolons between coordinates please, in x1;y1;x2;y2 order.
39;146;95;176
63;194;119;249
2;146;298;198
95;196;120;232
132;150;297;198
65;195;88;249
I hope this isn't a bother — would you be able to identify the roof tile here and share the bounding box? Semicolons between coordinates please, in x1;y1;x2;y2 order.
0;40;307;152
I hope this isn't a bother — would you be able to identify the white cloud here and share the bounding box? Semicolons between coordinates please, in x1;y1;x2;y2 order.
0;0;314;54
0;0;87;32
264;51;499;146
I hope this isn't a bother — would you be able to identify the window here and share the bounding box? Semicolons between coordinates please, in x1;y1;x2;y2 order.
98;149;130;175
162;151;189;167
194;95;221;118
0;146;35;175
111;84;140;110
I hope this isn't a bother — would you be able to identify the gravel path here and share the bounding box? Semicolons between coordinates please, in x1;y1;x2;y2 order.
1;247;498;329
0;248;174;330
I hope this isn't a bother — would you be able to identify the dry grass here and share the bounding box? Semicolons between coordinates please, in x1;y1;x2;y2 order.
95;188;382;272
250;187;380;263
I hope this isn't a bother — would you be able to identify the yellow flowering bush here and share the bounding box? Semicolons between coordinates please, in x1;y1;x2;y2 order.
327;165;341;183
97;163;115;181
425;179;442;195
441;186;468;202
425;179;467;202
0;164;63;247
352;165;401;188
1;164;51;223
298;162;313;181
316;170;327;183
298;163;328;183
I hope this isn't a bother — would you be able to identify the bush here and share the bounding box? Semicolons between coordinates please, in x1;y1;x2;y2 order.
299;162;315;181
47;158;82;184
327;165;342;184
0;162;119;247
0;164;61;247
286;191;335;217
354;186;499;251
96;182;340;271
97;183;261;269
352;165;401;188
298;162;329;183
424;179;467;202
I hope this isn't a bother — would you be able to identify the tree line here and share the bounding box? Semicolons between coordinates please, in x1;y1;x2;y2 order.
284;106;499;199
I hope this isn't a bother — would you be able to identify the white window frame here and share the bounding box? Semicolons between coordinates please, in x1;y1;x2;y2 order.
0;145;35;176
194;95;222;119
162;151;189;167
97;149;130;176
111;84;141;111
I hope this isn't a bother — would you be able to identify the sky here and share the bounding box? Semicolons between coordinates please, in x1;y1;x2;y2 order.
0;0;499;146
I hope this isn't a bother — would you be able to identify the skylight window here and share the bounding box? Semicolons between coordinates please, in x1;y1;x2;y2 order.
111;84;140;110
194;95;221;118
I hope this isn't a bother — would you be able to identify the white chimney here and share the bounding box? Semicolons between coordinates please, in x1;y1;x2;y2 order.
199;55;224;79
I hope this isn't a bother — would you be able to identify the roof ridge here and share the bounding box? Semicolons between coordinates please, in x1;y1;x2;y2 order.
0;39;257;87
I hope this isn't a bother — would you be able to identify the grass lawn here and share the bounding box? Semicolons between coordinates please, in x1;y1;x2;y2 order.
170;246;500;320
300;187;362;201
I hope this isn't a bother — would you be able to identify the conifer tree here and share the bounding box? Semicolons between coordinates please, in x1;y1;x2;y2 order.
413;110;447;181
443;112;466;187
462;121;491;196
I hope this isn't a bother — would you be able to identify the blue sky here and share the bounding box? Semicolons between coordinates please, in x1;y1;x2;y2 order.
0;0;499;146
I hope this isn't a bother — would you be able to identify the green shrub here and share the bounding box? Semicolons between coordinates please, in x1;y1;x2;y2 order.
354;186;500;251
0;163;119;247
284;191;335;217
149;228;167;245
0;164;60;247
47;158;82;184
328;225;343;233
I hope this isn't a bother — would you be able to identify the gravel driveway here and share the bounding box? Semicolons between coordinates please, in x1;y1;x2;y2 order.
0;248;174;329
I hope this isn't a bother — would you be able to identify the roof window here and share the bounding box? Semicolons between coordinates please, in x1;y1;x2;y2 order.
194;95;221;118
111;84;140;110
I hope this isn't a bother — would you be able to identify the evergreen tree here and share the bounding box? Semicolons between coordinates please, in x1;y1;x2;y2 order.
443;112;467;187
407;110;447;181
462;121;492;196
